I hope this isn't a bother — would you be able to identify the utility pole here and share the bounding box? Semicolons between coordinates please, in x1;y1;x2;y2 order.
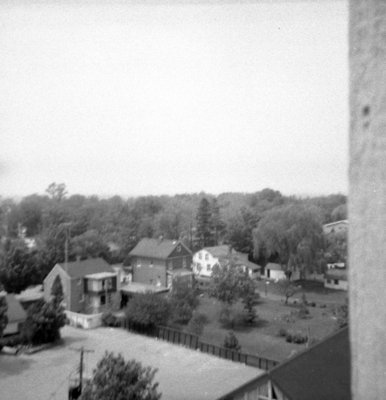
69;346;94;399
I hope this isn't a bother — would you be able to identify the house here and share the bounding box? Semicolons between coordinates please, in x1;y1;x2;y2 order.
15;285;44;310
261;263;301;281
43;258;120;315
128;238;193;290
192;245;261;288
323;219;348;235
2;294;27;336
217;327;350;400
324;268;348;291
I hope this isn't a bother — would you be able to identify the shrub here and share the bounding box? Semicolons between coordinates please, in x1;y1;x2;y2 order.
286;331;308;344
298;303;310;319
102;311;119;327
223;331;241;352
125;293;171;328
186;312;207;336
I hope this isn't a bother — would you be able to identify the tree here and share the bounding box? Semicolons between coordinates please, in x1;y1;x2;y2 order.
210;198;225;246
169;279;198;324
22;299;66;345
125;293;171;328
0;239;41;293
196;198;213;247
51;275;64;307
223;331;241;352
80;352;161;400
186;312;207;336
253;204;324;278
46;182;67;202
0;294;8;340
277;279;299;305
335;298;348;329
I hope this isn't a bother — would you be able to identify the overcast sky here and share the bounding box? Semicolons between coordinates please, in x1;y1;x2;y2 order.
0;0;348;199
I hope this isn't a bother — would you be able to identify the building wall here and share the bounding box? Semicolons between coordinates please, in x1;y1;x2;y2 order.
133;264;166;286
69;277;85;313
192;249;220;278
324;278;348;291
349;1;386;398
43;265;71;310
3;322;19;336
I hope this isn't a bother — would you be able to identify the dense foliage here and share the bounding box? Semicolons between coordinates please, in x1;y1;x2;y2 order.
22;299;66;345
169;279;199;324
0;184;347;293
80;352;161;400
125;293;171;328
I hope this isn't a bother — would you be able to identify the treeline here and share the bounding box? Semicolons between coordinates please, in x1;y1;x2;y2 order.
0;183;347;293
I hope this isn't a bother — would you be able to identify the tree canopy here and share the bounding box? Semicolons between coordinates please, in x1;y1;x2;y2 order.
80;352;161;400
0;294;8;339
253;204;325;276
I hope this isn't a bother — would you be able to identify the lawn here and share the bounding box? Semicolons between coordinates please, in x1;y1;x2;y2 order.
186;282;346;362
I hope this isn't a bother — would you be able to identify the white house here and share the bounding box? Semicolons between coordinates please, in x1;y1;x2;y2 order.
262;263;301;281
323;220;348;235
324;268;348;291
192;245;260;288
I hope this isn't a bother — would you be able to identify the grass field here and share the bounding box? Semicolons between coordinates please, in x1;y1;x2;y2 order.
0;326;263;400
187;282;346;362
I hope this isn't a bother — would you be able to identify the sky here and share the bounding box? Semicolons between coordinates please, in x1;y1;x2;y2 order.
0;0;348;199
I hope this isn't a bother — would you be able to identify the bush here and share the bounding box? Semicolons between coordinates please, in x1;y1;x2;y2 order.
186;312;207;336
223;331;241;352
125;293;171;328
298;303;310;319
102;311;120;327
285;331;308;344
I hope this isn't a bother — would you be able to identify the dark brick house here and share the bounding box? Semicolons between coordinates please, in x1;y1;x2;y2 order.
43;258;119;314
128;238;193;289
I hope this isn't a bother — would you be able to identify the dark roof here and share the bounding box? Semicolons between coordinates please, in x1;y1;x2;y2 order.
270;328;350;400
58;258;113;278
129;238;186;260
216;328;350;400
5;294;27;323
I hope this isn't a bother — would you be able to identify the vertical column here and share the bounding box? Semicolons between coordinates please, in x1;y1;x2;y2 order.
349;1;386;398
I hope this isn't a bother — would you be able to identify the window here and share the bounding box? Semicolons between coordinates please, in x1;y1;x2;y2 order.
327;279;331;284
207;264;211;271
100;294;106;305
334;279;339;285
199;252;202;260
182;258;186;268
205;253;209;261
150;260;153;268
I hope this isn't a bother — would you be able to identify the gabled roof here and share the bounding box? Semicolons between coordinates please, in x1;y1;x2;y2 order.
270;328;350;400
5;294;27;323
129;238;187;260
203;245;232;259
57;258;113;279
202;246;261;271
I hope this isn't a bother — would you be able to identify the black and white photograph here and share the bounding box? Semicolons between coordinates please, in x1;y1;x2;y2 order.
0;0;384;399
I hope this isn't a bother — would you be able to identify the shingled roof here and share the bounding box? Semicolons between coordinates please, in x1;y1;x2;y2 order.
269;327;350;400
217;327;350;400
58;258;113;278
129;238;188;259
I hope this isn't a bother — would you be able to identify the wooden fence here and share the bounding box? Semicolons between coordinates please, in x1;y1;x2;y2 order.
120;321;278;371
